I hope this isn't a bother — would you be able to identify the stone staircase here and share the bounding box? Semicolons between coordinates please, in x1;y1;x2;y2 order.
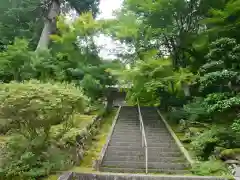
100;106;189;174
58;105;228;180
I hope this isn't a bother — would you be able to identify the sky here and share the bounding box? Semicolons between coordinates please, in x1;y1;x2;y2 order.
95;0;124;60
98;0;123;19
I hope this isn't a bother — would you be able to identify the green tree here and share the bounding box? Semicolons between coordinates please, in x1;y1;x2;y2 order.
36;0;100;50
0;0;43;50
203;0;240;42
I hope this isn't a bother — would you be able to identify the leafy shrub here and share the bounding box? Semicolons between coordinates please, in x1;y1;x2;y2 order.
191;160;231;176
207;95;240;114
199;70;238;91
0;118;15;134
200;60;224;73
0;135;72;180
0;80;88;179
231;118;240;134
0;38;35;82
184;98;209;122
191;126;238;160
0;80;87;137
203;93;234;105
81;74;103;101
167;107;189;124
191;127;220;160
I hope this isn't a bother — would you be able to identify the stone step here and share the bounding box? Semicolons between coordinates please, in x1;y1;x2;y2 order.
102;160;188;170
110;137;176;144
100;167;189;174
112;133;173;139
117;121;139;123
106;147;182;156
109;141;178;148
142;119;161;121
75;173;227;180
114;123;140;126
111;136;175;142
103;154;186;163
116;120;139;123
108;143;178;149
113;127;141;131
118;117;138;119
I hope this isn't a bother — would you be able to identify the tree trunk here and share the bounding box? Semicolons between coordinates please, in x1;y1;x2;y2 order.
36;0;60;50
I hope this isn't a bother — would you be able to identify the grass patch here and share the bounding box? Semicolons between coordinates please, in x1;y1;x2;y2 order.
44;175;59;180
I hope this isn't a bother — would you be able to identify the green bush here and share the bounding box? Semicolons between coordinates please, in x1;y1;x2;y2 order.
231;118;240;134
191;127;220;160
191;126;238;160
184;98;209;122
0;39;35;82
81;74;103;101
0;80;88;179
191;160;231;177
0;80;87;137
167;107;189;124
0;135;72;180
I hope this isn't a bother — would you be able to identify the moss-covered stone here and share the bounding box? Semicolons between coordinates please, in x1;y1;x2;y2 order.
220;148;240;160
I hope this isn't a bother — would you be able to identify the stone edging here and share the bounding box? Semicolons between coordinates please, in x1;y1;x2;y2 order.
73;172;228;180
95;106;122;170
57;172;73;180
234;165;240;180
156;109;194;165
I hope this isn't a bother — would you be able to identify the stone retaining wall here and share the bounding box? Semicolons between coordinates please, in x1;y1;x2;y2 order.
59;172;228;180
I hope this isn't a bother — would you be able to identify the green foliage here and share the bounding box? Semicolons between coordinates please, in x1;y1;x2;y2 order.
200;60;224;73
0;39;61;82
50;14;119;99
0;39;35;82
203;93;233;105
191;127;220;159
66;0;100;17
0;0;43;50
81;74;103;101
0;81;91;179
0;134;72;180
203;0;240;42
106;0;240;172
115;50;196;106
191;160;231;176
2;0;240;177
119;53;174;105
231;118;240;134
167;108;189;124
199;70;238;91
220;148;240;160
191;126;238;160
0;80;87;137
199;38;240;92
183;98;209;122
0;13;120;101
0;0;100;50
207;94;240;114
